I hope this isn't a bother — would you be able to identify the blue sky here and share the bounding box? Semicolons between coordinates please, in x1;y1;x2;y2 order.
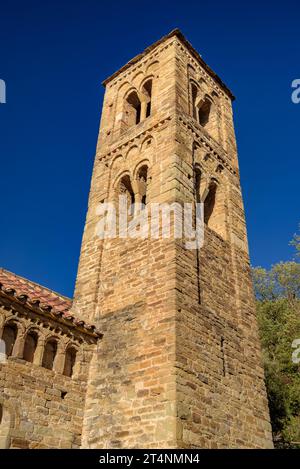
0;0;299;297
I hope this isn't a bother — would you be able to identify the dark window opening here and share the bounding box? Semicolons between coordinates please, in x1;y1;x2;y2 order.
198;98;212;127
126;91;142;126
63;347;77;378
119;175;135;215
42;339;57;370
191;83;198;120
194;167;202;204
137;165;148;207
2;324;17;357
142;80;152;118
146;101;151;118
23;331;38;363
204;182;217;225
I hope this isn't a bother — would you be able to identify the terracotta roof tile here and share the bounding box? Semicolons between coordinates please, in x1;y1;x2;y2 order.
0;268;101;338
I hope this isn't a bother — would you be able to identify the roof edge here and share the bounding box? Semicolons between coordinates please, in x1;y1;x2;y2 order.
0;267;71;302
102;29;235;101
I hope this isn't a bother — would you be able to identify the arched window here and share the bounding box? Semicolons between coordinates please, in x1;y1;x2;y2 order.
23;331;38;363
191;83;199;120
204;181;217;226
42;339;57;370
125;91;141;127
1;323;17;358
198;97;212;128
137;165;148;207
142;80;152;118
63;347;77;378
119;175;135;215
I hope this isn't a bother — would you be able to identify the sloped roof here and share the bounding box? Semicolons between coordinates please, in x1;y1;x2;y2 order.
102;28;235;100
0;268;101;338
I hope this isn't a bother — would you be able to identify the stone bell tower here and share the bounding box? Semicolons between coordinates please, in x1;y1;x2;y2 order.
74;30;273;448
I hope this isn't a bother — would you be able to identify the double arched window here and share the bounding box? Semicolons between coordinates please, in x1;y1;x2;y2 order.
117;164;150;215
123;79;153;131
190;81;219;141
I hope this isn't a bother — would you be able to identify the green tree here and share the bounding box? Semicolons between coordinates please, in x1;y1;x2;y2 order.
253;229;300;448
291;224;300;258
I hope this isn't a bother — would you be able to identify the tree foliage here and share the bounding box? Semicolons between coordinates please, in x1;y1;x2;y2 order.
253;231;300;448
290;224;300;258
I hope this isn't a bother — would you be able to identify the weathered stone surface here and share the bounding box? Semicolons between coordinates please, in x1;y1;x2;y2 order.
0;29;273;449
74;30;273;448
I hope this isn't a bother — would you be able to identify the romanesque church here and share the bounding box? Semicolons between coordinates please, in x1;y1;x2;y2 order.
0;30;273;449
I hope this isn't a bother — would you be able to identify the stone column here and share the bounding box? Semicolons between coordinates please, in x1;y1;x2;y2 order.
12;329;25;359
140;100;147;121
54;342;65;374
33;336;45;366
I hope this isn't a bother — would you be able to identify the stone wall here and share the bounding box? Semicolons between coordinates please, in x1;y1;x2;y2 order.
0;358;86;448
0;289;97;449
74;30;273;448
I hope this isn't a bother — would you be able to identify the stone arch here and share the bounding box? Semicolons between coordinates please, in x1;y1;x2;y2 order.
197;94;214;128
131;71;144;88
194;164;202;204
204;179;218;226
125;145;139;161
134;161;150;207
190;80;200;120
23;329;39;363
140;134;156;157
140;78;153;119
133;159;151;181
110;154;124;170
198;77;209;94
125;89;141;126
139;75;154;92
117;80;131;94
188;64;197;78
1;320;18;358
146;60;159;75
114;172;135;216
63;344;78;378
211;90;219;99
42;337;58;370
